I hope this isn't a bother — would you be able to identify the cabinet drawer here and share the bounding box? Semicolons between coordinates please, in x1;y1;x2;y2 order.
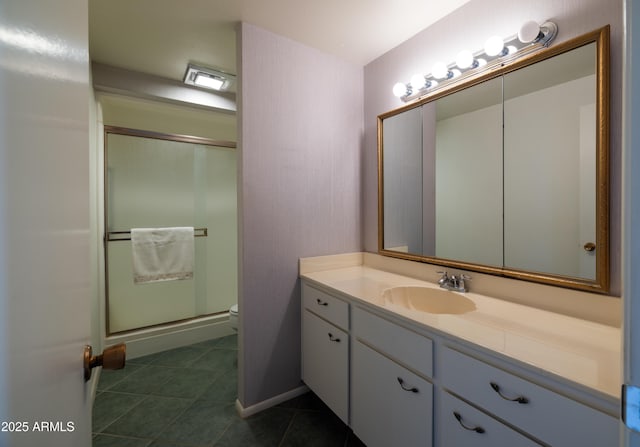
438;390;542;447
301;310;349;423
440;347;618;447
302;282;349;330
353;307;433;378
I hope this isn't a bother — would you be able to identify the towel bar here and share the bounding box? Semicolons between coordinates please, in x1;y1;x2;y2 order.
106;227;208;242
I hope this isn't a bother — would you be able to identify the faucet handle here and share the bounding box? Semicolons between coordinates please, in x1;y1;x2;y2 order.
455;273;471;292
436;271;449;284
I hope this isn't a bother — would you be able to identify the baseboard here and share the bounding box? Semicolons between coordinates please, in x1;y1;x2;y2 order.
235;385;310;419
105;314;234;359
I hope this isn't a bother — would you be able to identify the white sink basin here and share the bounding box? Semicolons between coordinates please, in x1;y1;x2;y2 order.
382;286;476;315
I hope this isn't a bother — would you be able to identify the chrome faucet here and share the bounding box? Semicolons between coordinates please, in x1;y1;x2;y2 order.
437;271;471;293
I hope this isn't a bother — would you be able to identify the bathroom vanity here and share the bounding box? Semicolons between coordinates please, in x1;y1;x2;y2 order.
300;254;620;447
300;23;618;447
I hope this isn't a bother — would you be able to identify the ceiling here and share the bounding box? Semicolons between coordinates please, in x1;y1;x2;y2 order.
89;0;471;84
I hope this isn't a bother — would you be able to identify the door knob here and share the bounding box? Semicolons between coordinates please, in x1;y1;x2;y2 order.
84;343;126;382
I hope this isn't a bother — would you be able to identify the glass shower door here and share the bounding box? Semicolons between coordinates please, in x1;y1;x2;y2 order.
104;127;237;334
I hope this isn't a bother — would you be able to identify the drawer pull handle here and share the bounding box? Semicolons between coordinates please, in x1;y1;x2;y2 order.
328;333;341;342
316;299;329;306
453;411;485;434
490;382;529;404
397;377;419;393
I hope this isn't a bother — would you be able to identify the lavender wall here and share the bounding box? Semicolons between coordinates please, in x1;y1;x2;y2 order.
364;0;623;294
237;23;363;407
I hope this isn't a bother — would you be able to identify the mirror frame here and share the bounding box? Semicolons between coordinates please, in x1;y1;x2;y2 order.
378;26;610;293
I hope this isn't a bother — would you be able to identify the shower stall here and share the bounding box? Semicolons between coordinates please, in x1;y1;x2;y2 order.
103;126;237;352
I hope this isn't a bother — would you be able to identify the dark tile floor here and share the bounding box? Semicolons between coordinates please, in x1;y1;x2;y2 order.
92;334;365;447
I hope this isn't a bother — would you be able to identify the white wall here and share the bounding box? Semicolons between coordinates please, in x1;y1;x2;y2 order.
98;93;236;141
238;22;363;408
623;0;640;444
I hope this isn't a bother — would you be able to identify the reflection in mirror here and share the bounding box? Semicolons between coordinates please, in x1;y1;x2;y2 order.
504;43;597;279
383;107;423;254
434;77;503;266
379;26;609;292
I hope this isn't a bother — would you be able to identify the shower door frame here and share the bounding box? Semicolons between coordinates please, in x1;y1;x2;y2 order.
103;125;236;335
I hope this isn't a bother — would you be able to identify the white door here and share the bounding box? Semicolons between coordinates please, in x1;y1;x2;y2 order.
624;0;640;446
0;2;92;447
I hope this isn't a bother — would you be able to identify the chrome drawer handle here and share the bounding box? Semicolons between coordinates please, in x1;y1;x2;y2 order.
453;411;485;434
328;333;341;342
490;382;529;404
316;299;328;306
397;377;419;393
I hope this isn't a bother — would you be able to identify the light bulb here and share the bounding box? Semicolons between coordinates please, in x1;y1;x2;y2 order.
410;74;426;91
456;50;474;69
507;45;517;55
194;73;224;90
393;82;408;98
431;61;450;80
450;69;461;78
484;36;505;57
518;20;542;44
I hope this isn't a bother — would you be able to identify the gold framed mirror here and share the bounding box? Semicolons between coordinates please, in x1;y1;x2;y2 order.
378;26;610;293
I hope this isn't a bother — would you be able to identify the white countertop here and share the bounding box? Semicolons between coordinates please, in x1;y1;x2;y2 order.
301;263;620;399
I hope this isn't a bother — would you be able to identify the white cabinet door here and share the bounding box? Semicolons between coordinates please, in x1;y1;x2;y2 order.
302;310;349;423
352;340;433;447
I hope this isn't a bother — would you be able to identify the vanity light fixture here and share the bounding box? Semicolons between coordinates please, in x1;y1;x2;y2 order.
484;35;506;57
183;63;235;91
392;20;558;101
455;50;477;70
431;61;452;80
410;74;427;90
393;82;411;98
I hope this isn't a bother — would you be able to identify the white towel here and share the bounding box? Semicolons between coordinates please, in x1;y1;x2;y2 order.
131;227;195;284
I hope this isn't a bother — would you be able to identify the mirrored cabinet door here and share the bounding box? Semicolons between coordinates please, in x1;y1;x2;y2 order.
503;42;597;280
434;77;503;267
382;106;424;254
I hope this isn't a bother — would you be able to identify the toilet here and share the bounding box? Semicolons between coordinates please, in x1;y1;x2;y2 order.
229;304;238;331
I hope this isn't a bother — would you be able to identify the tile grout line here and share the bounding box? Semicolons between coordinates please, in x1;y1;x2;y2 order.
276;409;300;447
95;336;289;447
93;393;149;435
92;432;156;444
